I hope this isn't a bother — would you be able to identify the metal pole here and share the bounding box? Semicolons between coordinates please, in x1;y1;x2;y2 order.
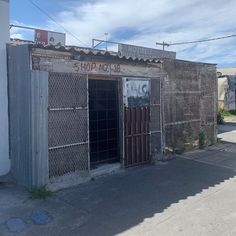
104;33;108;51
92;39;95;48
156;41;170;51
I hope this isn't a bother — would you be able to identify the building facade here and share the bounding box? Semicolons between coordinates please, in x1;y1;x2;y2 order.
7;44;217;189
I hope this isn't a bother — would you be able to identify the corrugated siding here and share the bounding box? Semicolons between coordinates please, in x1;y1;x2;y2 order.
8;44;32;187
8;44;49;189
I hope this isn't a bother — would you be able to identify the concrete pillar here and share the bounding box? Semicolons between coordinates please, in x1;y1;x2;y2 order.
0;0;10;175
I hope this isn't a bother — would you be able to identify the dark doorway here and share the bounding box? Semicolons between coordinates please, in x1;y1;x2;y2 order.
89;79;119;166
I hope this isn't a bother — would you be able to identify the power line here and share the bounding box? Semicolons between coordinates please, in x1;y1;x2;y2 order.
156;41;170;50
27;0;89;47
168;33;236;46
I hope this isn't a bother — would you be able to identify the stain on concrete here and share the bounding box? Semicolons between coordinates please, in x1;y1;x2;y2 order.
31;210;52;225
6;218;27;233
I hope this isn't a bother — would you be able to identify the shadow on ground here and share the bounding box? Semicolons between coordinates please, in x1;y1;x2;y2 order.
52;156;236;236
1;144;236;235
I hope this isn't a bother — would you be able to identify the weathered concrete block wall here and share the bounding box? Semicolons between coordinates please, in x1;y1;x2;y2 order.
150;78;162;158
199;64;217;145
163;59;217;151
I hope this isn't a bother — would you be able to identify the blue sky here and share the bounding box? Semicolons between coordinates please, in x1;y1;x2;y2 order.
10;0;236;67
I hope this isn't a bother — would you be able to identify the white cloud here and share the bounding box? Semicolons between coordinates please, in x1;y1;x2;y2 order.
10;21;38;41
28;0;236;65
10;33;24;39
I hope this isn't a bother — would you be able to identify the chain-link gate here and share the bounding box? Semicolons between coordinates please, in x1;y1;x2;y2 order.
48;72;89;177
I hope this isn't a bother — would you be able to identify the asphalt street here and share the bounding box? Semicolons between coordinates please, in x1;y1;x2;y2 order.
0;123;236;236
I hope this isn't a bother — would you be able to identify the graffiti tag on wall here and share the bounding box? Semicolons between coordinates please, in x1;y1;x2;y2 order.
73;62;121;73
123;78;150;107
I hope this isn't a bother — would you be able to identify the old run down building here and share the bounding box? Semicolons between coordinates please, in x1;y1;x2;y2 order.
6;41;217;190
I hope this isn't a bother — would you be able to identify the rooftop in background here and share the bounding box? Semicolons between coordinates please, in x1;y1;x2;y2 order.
217;68;236;76
118;43;176;60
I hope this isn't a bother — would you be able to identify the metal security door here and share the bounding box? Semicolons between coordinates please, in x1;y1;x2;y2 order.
48;72;89;177
123;78;151;167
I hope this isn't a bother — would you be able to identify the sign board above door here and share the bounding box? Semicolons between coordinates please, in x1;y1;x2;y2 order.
118;44;176;60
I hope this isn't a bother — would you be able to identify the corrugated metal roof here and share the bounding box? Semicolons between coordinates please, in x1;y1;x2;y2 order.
31;43;162;63
10;38;162;63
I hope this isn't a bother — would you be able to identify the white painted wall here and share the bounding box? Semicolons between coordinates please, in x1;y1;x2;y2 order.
0;0;10;175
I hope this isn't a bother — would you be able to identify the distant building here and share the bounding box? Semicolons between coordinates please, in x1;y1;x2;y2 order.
217;68;236;110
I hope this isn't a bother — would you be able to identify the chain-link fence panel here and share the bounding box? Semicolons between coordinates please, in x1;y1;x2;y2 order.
49;72;87;108
48;109;88;147
48;72;89;177
49;144;88;177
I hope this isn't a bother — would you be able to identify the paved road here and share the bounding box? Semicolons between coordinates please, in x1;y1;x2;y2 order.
218;122;236;143
1;125;236;236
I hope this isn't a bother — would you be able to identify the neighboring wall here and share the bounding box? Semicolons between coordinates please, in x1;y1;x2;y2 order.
217;75;236;111
163;60;217;151
218;77;228;110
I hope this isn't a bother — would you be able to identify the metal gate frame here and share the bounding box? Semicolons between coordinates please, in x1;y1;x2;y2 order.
122;77;163;167
122;77;151;167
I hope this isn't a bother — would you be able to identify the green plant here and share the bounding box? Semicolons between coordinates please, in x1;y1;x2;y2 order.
199;129;206;149
221;109;236;117
217;109;225;125
218;109;236;123
217;111;224;124
172;139;186;154
29;186;52;199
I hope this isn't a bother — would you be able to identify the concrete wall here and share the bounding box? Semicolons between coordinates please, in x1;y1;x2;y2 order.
0;0;10;175
163;60;217;152
199;63;217;144
150;78;162;159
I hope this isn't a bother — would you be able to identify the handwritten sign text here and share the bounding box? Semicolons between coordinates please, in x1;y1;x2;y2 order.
73;62;121;73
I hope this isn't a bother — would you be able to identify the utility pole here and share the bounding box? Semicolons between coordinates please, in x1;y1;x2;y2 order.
0;0;10;176
104;33;108;51
156;41;170;51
